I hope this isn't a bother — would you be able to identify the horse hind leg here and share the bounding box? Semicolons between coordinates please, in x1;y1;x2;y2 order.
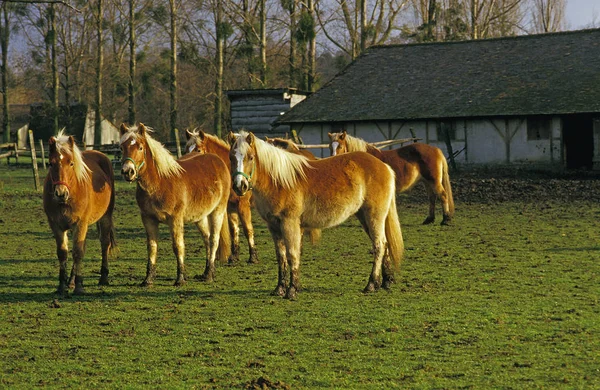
227;210;241;265
422;183;437;225
281;219;302;300
360;211;386;293
53;228;70;296
71;223;90;295
97;217;115;286
267;221;288;297
238;199;259;264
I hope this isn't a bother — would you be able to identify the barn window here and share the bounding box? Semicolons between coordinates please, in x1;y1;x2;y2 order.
436;122;456;141
527;117;551;140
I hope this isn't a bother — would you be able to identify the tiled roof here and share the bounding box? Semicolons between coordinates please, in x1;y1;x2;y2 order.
276;29;600;124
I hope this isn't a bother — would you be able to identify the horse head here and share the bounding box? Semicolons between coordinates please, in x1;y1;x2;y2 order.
184;128;207;155
328;130;348;156
119;123;148;182
228;131;255;196
47;132;89;204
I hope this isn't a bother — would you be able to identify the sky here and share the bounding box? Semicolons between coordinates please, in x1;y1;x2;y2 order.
566;0;599;30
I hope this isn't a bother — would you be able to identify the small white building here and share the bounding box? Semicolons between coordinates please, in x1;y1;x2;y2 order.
274;29;600;169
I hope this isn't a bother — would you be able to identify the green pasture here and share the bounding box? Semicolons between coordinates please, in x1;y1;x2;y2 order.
0;164;599;389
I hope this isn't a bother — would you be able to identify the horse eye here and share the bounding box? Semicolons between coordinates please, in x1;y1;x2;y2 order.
70;161;74;167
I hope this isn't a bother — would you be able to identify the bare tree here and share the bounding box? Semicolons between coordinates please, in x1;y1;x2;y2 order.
529;0;565;33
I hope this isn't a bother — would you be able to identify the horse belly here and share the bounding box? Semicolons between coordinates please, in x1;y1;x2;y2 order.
300;193;363;229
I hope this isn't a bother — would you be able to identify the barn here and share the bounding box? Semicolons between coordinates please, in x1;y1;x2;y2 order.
274;28;600;169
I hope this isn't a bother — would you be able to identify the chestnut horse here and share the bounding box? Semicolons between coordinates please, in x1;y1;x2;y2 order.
329;131;454;225
228;131;404;299
43;131;116;295
265;137;318;160
184;129;259;264
120;123;231;285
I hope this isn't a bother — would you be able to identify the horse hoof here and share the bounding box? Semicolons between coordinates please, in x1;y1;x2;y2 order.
195;273;213;282
272;285;286;297
422;217;435;225
140;279;153;287
247;250;259;264
363;282;377;293
227;255;239;265
440;218;452;226
382;279;394;290
285;287;298;300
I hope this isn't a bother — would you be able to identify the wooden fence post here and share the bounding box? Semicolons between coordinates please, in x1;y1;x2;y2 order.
174;129;182;159
39;139;46;170
29;130;41;191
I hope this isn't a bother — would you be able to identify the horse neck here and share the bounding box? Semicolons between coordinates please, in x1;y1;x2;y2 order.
136;149;162;194
365;144;384;159
205;138;230;166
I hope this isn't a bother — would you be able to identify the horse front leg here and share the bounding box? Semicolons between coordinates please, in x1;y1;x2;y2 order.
53;228;69;296
227;210;241;265
169;218;186;286
239;197;259;264
267;221;287;297
71;223;89;295
141;216;159;287
282;219;302;300
381;247;395;290
97;217;114;286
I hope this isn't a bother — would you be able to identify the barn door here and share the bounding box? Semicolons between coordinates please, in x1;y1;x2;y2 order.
563;114;594;169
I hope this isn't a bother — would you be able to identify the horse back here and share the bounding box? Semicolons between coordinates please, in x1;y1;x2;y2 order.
383;143;445;184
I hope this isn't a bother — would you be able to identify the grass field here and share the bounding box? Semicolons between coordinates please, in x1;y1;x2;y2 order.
1;163;599;389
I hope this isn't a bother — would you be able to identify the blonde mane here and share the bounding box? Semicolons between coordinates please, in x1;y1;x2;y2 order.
54;129;91;183
237;131;309;190
120;125;185;178
336;133;369;152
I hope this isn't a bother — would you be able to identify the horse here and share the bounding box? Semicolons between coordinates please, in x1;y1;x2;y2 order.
264;136;321;245
184;128;259;264
264;136;318;160
43;130;116;296
328;131;455;225
228;130;404;299
119;123;231;285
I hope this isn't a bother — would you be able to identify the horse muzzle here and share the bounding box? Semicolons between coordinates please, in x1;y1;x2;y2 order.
232;177;250;196
53;186;70;203
121;166;137;182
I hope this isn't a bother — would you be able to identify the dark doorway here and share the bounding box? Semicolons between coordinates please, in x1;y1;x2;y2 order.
563;114;594;169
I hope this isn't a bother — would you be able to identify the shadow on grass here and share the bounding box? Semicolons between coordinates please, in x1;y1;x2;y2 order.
544;247;600;252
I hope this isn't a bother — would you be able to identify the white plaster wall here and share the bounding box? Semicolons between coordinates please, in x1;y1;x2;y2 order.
465;119;506;163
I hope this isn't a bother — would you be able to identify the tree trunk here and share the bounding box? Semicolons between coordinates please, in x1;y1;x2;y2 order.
259;0;267;85
128;0;136;125
307;0;316;91
50;4;59;135
214;0;224;137
1;4;10;143
95;0;104;147
360;0;366;53
288;0;297;88
169;0;178;142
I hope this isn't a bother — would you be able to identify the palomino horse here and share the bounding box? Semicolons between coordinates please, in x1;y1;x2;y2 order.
43;131;116;295
120;123;231;285
264;137;318;160
184;129;259;264
228;131;404;299
329;131;455;225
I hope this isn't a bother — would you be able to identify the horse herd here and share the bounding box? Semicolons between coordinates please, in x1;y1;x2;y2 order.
43;123;454;299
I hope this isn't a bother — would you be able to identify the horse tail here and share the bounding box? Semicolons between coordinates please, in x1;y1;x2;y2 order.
385;189;404;270
97;221;119;259
442;157;455;217
217;211;231;263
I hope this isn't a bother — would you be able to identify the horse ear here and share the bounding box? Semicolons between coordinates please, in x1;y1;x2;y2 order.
138;123;147;136
265;136;270;143
327;132;333;140
339;131;347;140
68;136;76;148
185;129;193;140
226;131;237;146
246;132;255;146
120;123;129;136
48;137;57;152
197;129;205;140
